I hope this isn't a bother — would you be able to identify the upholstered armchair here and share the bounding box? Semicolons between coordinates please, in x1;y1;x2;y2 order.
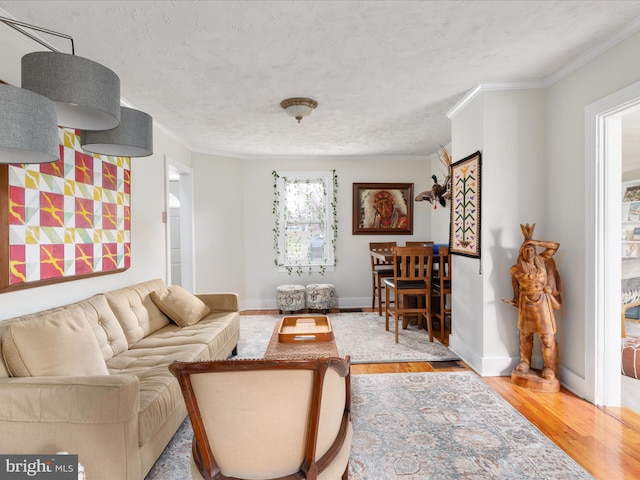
169;357;352;480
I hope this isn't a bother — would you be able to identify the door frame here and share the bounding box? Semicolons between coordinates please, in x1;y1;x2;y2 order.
164;156;195;292
586;80;640;405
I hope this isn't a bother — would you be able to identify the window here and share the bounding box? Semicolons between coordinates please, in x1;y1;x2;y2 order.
273;170;337;274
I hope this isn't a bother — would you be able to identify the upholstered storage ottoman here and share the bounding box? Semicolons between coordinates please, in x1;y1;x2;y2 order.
276;284;306;313
305;284;336;313
622;337;640;379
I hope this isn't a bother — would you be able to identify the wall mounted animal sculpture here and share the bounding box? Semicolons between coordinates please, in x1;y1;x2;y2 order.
415;145;452;209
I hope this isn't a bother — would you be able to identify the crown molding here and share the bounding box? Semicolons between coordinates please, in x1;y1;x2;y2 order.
544;15;640;87
446;15;640;120
446;80;545;119
188;145;431;161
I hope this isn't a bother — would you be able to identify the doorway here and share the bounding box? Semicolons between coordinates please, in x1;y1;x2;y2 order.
586;80;640;407
165;157;195;292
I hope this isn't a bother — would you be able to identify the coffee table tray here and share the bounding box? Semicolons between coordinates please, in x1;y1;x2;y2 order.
278;316;334;343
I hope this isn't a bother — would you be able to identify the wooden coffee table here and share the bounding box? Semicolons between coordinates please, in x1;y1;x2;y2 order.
264;316;339;360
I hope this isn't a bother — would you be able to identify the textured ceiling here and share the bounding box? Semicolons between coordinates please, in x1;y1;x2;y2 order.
1;1;640;160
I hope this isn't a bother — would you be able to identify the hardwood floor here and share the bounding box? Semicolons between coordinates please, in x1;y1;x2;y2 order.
242;310;640;478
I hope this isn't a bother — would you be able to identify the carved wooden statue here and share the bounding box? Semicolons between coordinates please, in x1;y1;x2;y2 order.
503;223;562;392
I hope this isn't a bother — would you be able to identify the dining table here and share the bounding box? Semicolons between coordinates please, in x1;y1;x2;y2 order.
369;244;444;263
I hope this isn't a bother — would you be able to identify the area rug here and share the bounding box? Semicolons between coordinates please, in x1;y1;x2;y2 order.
236;312;458;364
145;371;592;480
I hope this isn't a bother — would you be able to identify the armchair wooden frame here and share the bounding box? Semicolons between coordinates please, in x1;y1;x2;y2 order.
169;357;352;480
384;245;434;343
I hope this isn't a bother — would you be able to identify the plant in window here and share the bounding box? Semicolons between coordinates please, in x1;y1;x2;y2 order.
272;170;338;275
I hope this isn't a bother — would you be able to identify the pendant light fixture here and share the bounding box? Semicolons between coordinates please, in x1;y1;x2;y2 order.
0;15;153;161
1;15;121;131
22;51;121;131
81;107;153;157
0;83;59;164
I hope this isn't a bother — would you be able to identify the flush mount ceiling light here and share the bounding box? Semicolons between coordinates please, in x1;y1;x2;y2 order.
81;107;153;157
280;97;318;123
0;83;59;164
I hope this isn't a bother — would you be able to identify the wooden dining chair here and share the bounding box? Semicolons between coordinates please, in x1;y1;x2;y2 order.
407;242;436;277
370;241;396;316
431;245;451;344
384;245;434;343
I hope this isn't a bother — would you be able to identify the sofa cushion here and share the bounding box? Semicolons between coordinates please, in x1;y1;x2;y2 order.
131;312;241;360
106;344;209;373
104;279;171;346
132;365;186;446
150;285;211;327
73;294;129;361
2;308;109;377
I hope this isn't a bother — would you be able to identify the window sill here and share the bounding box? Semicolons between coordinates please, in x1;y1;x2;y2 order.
277;265;336;274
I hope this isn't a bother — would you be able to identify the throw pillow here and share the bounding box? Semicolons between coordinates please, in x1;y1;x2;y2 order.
2;310;109;377
150;285;211;327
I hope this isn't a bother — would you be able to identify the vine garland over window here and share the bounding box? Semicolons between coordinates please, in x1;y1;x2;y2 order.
272;170;338;275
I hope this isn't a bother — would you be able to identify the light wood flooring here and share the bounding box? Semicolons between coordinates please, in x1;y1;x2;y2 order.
242;310;640;479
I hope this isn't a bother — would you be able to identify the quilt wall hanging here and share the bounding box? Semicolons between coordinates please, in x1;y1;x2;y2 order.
450;150;481;258
0;128;130;292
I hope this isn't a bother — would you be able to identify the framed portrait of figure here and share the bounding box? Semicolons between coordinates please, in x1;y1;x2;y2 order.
352;183;413;235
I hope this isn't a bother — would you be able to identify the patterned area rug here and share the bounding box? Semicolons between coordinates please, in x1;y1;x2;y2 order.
349;372;592;479
145;371;592;480
237;312;458;363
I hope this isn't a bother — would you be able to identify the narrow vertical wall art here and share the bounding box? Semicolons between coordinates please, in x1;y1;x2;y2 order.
449;151;481;258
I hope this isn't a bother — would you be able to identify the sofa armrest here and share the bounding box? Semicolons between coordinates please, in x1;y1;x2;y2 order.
0;375;142;480
196;293;239;313
0;374;139;423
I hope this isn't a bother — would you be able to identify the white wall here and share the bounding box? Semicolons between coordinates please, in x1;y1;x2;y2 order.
0;27;191;320
448;89;547;375
448;94;486;369
191;153;245;298
238;157;432;310
483;89;547;372
546;31;640;396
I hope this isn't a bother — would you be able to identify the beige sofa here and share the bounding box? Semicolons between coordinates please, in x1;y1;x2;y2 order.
0;279;240;480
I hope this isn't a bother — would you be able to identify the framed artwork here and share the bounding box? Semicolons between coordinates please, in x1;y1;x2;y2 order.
0;128;131;292
450;151;482;258
623;185;640;202
629;202;640;221
352;183;413;235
